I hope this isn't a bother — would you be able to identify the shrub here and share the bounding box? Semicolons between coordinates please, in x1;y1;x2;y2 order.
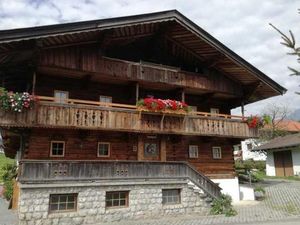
254;186;266;194
1;163;17;200
210;194;237;217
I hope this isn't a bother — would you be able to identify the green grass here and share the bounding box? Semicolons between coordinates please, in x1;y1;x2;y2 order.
0;153;15;183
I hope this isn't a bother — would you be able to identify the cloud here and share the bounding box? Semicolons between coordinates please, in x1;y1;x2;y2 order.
0;0;299;115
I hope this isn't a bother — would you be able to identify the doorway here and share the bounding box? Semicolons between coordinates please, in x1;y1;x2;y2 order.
273;150;294;177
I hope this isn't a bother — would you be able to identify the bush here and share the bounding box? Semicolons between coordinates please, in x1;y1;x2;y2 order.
1;163;17;200
210;194;237;217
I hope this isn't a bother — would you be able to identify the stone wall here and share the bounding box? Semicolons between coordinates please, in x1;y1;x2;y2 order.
19;181;209;225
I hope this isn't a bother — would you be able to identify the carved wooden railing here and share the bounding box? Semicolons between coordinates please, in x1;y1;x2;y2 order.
0;96;258;138
18;160;222;199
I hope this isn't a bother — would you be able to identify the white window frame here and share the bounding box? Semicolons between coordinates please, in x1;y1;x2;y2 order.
212;146;222;159
50;141;65;157
54;90;69;104
97;142;110;157
188;145;199;158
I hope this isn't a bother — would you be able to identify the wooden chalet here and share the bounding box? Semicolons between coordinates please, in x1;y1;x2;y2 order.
0;10;285;224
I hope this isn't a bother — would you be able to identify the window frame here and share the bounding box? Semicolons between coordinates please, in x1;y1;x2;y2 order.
50;141;65;157
97;142;110;157
105;191;129;208
188;145;199;158
99;95;112;104
49;193;78;213
212;146;222;159
54;90;69;104
162;189;181;205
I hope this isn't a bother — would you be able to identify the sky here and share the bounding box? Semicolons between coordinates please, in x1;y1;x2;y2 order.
0;0;299;116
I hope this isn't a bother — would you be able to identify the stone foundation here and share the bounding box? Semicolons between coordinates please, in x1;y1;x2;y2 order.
19;180;210;225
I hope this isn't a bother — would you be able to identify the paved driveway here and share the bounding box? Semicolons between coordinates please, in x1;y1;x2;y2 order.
0;197;18;225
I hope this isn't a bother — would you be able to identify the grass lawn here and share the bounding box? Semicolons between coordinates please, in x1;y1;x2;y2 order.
0;153;15;183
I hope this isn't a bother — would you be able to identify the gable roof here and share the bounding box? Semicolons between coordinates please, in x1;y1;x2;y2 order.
0;10;286;103
254;133;300;151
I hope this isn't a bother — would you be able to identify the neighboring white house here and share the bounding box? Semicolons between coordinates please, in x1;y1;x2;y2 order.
254;133;300;177
233;139;266;161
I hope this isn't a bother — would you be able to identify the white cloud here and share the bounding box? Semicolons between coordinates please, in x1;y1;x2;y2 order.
0;0;299;115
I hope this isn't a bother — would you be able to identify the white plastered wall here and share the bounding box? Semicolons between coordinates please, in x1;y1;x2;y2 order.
292;148;300;175
266;151;276;176
212;177;240;202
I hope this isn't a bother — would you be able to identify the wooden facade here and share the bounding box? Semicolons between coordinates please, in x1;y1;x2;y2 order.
0;10;286;200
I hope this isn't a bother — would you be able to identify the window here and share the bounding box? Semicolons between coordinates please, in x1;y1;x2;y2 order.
49;194;77;213
212;146;222;159
210;108;219;115
100;95;112;104
97;142;110;157
189;145;199;158
162;189;181;205
50;141;65;157
106;191;129;208
144;142;159;157
54;90;69;103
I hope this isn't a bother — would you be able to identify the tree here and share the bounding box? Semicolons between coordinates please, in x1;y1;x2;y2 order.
270;9;300;93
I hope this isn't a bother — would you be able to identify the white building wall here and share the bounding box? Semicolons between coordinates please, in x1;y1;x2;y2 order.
266;151;276;176
241;139;266;161
292;149;300;176
212;177;240;202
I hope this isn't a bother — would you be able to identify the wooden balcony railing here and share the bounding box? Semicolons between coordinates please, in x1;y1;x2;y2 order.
0;96;258;138
19;160;222;199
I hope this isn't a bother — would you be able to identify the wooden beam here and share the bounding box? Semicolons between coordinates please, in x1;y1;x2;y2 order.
160;136;167;162
32;71;36;95
135;82;139;103
137;135;143;161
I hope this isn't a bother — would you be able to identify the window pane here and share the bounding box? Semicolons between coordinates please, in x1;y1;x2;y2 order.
49;194;77;213
59;203;66;210
162;189;180;204
112;200;119;206
67;203;74;209
50;204;58;211
106;200;112;207
120;200;126;206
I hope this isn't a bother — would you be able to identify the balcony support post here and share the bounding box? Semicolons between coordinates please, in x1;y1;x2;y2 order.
241;101;245;120
32;71;36;95
135;82;139;103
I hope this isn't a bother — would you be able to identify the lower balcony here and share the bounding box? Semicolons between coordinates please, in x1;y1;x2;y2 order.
18;160;222;199
0;96;257;138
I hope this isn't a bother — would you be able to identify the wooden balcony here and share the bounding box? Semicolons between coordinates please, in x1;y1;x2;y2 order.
18;160;222;199
0;96;258;138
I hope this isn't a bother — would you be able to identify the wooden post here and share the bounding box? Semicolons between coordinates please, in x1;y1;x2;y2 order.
181;89;185;102
32;71;36;95
137;135;143;161
135;82;139;103
241;101;245;120
160;136;167;162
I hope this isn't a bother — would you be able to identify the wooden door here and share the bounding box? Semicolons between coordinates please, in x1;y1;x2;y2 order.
274;151;294;177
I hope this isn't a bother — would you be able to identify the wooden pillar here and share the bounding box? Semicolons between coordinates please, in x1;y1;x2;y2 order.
160;136;167;162
181;89;185;102
137;135;143;161
135;82;139;103
32;71;36;95
241;101;245;120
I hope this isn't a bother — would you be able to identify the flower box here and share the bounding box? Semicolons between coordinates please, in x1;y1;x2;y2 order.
137;98;190;115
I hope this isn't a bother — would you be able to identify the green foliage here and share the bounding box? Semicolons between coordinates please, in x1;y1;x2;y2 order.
254;186;266;194
235;160;266;183
0;162;17;200
0;153;15;183
210;194;237;217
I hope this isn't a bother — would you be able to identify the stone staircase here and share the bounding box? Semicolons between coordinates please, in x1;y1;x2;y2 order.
187;181;214;205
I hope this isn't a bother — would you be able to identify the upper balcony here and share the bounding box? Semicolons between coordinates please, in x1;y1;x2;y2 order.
0;96;257;138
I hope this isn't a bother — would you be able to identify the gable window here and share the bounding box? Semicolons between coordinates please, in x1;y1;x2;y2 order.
100;95;112;105
49;194;77;213
97;142;110;157
106;191;129;208
188;145;199;158
212;146;222;159
50;141;65;157
162;189;181;205
210;108;219;115
54;90;69;103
